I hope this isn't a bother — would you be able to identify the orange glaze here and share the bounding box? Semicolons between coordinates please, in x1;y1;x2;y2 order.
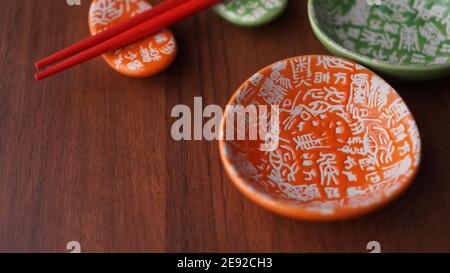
88;0;177;78
219;55;421;221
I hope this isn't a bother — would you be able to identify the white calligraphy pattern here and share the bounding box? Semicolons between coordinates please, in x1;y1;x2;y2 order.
312;0;450;65
89;0;177;74
222;56;421;215
215;0;287;24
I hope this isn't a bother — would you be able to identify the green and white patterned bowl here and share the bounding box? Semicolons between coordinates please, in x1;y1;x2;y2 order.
214;0;289;27
308;0;450;81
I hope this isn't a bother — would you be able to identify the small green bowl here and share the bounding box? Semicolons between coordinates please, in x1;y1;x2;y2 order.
214;0;289;27
308;0;450;81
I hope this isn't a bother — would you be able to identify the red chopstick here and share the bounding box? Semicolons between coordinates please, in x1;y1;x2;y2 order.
35;0;189;69
35;0;221;80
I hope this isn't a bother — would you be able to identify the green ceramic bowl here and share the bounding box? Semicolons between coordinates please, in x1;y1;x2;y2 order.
214;0;289;27
308;0;450;81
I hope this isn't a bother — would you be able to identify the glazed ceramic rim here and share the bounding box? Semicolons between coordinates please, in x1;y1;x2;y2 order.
307;0;450;73
218;55;421;221
214;0;289;28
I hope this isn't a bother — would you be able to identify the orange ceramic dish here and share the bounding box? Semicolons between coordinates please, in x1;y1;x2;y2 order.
219;55;421;221
88;0;177;78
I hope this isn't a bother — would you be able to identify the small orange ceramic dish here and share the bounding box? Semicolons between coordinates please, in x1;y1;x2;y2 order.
219;55;421;221
88;0;177;78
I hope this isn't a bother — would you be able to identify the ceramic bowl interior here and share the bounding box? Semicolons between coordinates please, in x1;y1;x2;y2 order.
309;0;450;69
219;55;421;220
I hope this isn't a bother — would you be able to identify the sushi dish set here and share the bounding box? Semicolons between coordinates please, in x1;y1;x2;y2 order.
35;0;450;221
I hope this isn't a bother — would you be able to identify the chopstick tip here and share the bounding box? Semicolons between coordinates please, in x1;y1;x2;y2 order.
34;62;43;69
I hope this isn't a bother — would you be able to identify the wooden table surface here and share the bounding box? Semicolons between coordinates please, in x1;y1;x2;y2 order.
1;0;450;253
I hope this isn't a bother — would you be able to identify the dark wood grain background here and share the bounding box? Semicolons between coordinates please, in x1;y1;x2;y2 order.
0;0;449;253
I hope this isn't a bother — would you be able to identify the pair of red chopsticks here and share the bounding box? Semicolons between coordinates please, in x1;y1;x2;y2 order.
34;0;221;81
